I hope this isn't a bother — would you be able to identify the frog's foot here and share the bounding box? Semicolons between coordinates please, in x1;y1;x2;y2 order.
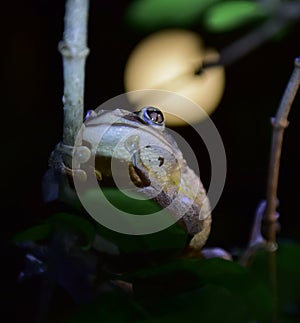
48;142;91;182
63;164;88;182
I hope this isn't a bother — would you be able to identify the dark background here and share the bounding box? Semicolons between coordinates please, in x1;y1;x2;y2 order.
1;0;300;321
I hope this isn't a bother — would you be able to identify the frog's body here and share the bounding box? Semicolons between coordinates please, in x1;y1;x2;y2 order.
77;107;211;250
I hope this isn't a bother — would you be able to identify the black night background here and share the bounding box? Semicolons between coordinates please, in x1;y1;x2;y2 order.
1;1;300;322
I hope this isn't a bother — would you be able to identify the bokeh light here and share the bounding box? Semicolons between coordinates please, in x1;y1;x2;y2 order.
124;29;225;126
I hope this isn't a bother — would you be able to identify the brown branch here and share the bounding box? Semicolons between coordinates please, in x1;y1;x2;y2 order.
263;57;300;323
265;57;300;241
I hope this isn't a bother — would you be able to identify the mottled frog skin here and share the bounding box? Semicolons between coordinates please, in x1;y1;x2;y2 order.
79;107;211;250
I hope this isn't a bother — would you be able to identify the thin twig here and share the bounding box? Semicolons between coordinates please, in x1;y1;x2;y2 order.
265;58;300;231
203;2;300;69
58;0;90;168
264;57;300;322
220;17;285;67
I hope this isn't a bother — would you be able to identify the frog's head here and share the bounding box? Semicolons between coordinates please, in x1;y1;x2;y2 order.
77;107;183;191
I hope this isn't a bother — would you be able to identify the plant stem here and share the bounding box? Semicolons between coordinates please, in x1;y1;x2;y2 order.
36;2;90;322
58;0;90;167
265;58;300;228
264;57;300;322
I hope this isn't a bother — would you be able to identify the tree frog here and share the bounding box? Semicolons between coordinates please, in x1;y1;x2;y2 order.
77;106;211;251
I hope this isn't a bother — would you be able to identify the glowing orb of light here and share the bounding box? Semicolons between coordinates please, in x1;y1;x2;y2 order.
124;29;225;126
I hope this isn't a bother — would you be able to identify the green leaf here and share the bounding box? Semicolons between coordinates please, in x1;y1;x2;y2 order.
46;213;96;250
66;290;149;323
94;221;188;256
249;240;300;321
139;285;260;323
13;213;95;250
124;258;273;322
127;258;273;314
13;224;52;243
204;1;268;32
101;187;163;215
198;260;273;321
85;187;188;254
125;0;219;31
66;258;274;322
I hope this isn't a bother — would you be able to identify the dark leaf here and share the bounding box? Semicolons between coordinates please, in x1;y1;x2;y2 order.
13;224;52;243
125;0;219;31
66;290;149;323
89;187;188;254
124;258;274;321
46;213;96;250
249;240;300;321
204;1;268;32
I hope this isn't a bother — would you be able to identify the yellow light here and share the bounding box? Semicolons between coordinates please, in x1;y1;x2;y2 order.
124;29;225;126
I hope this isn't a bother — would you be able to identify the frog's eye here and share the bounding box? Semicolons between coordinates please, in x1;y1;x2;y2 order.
137;107;165;128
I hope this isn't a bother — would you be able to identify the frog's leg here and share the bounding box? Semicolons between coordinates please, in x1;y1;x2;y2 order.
189;216;212;250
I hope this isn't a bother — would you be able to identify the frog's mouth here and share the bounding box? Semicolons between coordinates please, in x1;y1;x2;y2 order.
78;136;154;191
92;155;151;190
